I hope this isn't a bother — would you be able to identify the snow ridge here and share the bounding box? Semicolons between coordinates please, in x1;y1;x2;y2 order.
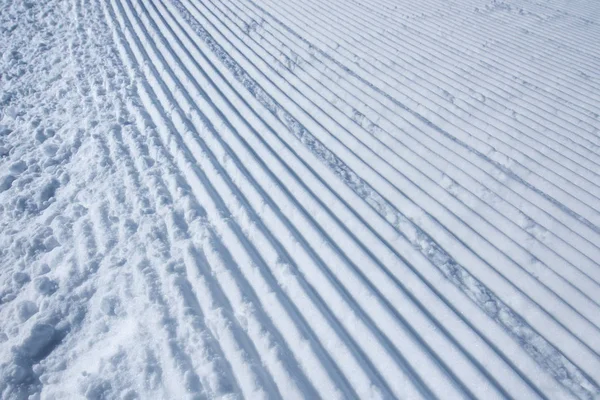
1;0;599;398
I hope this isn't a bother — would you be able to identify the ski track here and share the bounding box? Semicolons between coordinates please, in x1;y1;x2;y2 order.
1;0;599;398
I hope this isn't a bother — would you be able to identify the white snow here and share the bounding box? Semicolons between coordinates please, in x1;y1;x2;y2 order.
1;0;599;398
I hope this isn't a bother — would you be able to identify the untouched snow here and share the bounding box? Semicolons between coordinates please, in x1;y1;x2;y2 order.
1;0;600;398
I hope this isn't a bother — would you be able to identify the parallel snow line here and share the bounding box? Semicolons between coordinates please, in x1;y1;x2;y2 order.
290;0;600;166
241;0;600;235
154;0;556;396
333;0;600;126
287;0;600;158
139;223;250;400
83;0;600;399
96;32;252;400
268;9;600;201
199;0;600;328
352;0;600;129
98;7;283;398
158;1;572;398
115;82;299;399
124;72;324;397
89;1;301;398
146;0;600;282
131;0;556;396
504;0;600;39
130;0;600;378
158;1;580;398
171;2;600;396
214;0;600;286
521;0;600;30
107;96;248;400
181;237;317;400
149;0;548;396
104;135;214;399
444;0;600;56
387;0;600;84
455;0;600;63
99;1;328;398
252;0;600;217
105;136;236;400
336;1;600;140
241;0;599;231
130;0;468;396
220;0;600;272
203;0;600;304
199;0;598;334
69;10;199;395
517;0;600;26
354;0;600;110
118;1;400;397
169;0;600;395
293;0;600;123
123;77;318;400
134;251;207;399
348;7;600;136
125;79;309;399
181;0;600;350
103;1;381;398
73;5;239;395
119;108;255;399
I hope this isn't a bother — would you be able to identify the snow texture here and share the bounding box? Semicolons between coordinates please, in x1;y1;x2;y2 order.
1;0;600;398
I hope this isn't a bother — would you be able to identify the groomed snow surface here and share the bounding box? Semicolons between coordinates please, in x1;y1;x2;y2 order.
1;0;599;398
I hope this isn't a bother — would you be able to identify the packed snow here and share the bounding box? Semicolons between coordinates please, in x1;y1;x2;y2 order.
1;0;600;398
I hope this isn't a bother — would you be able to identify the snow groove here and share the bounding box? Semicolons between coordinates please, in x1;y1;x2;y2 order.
160;1;600;395
1;0;599;398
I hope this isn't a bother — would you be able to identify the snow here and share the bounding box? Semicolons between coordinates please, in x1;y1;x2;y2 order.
1;0;599;398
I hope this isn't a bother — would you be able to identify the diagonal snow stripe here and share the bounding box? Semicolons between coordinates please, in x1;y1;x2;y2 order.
148;0;512;396
212;0;600;293
103;0;382;397
247;0;600;228
219;0;600;282
151;2;547;399
2;0;599;398
123;0;448;396
166;1;600;397
284;0;600;179
195;0;600;317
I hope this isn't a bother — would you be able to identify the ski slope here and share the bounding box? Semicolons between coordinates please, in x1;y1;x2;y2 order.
1;0;599;398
